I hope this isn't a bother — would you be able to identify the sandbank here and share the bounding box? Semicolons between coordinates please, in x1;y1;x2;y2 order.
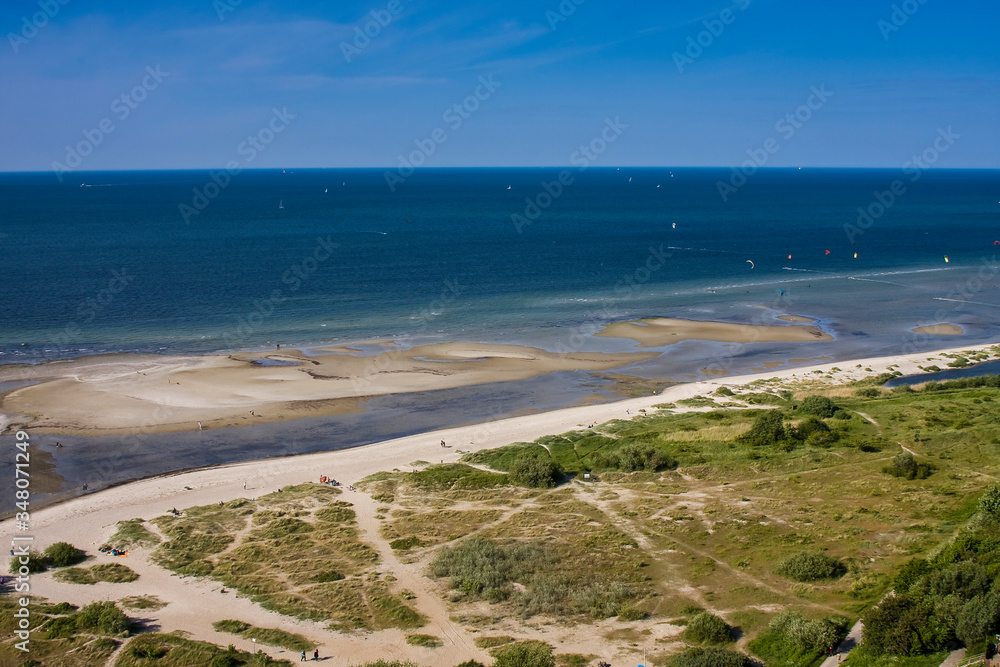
912;323;964;335
596;316;833;347
0;343;656;435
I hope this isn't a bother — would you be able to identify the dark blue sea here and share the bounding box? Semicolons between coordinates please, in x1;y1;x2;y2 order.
2;167;999;507
1;167;999;365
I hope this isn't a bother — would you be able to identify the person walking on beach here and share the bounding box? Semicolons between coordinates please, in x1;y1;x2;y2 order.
440;439;446;448
300;650;306;661
313;648;319;660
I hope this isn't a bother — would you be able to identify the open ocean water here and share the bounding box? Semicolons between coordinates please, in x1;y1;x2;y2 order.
1;167;999;506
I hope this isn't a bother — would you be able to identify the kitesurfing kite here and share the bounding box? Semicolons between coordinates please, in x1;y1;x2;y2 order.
824;249;831;255
746;260;755;269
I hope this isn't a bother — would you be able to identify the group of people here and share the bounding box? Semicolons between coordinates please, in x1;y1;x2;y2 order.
99;546;128;557
319;476;356;491
300;648;321;661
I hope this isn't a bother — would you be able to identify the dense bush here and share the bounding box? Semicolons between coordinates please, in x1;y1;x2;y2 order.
8;551;48;574
671;647;757;667
592;442;677;472
491;640;555;667
798;395;838;418
508;454;563;488
767;610;843;652
882;452;932;480
43;542;87;568
774;552;846;582
862;486;1000;657
979;485;1000;518
738;410;787;447
74;601;129;636
683;612;732;644
855;387;882;398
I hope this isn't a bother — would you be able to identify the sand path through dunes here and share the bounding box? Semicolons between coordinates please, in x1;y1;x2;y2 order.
347;491;492;662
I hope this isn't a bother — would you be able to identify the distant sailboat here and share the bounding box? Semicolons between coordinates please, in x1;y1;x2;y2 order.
507;185;511;190
279;199;284;209
324;188;328;193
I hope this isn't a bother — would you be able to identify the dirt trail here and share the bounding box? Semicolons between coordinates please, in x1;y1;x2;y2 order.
348;490;491;662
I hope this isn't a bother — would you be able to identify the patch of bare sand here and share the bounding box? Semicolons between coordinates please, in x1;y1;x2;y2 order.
912;323;964;335
596;317;832;348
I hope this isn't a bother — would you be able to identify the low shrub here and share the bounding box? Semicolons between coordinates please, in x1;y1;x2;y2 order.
775;552;846;582
509;455;563;488
798;395;838;418
683;612;732;644
74;601;129;636
882;452;932;480
738;410;787;447
44;542;87;567
671;647;758;667
491;640;555;667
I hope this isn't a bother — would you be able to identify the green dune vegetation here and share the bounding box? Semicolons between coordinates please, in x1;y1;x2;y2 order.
10;369;1000;666
149;483;424;632
364;373;1000;665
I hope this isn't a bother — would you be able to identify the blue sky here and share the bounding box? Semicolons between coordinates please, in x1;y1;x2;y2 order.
2;0;997;171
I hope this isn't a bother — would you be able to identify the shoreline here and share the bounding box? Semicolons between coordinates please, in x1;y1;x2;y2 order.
14;340;998;528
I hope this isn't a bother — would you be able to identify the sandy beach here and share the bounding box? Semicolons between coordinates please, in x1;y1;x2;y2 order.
5;340;997;666
0;343;656;435
596;316;833;347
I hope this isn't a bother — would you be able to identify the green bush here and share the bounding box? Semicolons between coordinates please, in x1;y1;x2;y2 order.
882;452;932;480
75;601;129;636
43;542;87;567
855;387;881;398
454;662;486;667
738;410;787;447
683;612;732;644
798;395;838;418
8;551;49;574
774;552;846;582
979;485;1000;518
715;386;735;396
955;591;1000;645
595;442;677;472
768;610;841;652
509;454;563;488
671;647;757;666
491;640;555;667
